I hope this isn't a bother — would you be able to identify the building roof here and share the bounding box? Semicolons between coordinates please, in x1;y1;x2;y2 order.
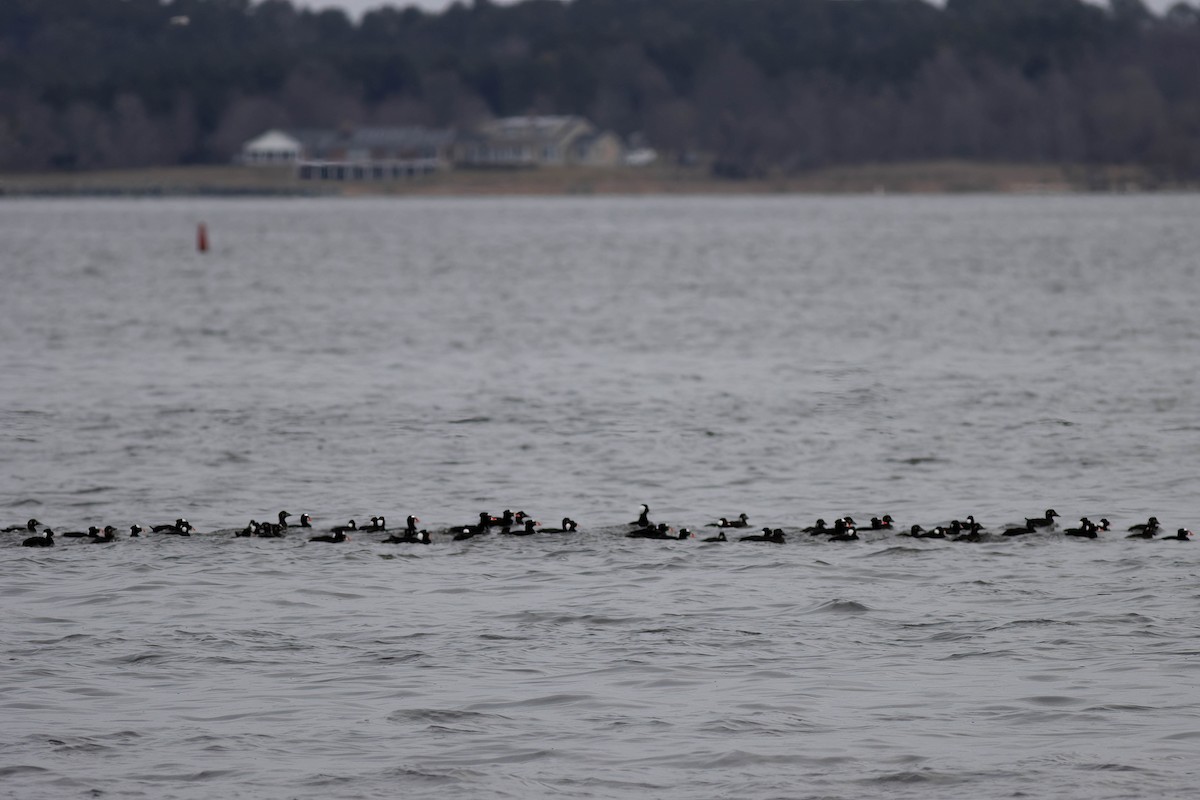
242;129;302;153
473;116;594;146
259;127;455;157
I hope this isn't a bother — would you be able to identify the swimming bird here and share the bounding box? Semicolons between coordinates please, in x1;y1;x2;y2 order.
501;519;540;536
60;526;101;539
453;512;495;540
329;519;358;534
900;524;926;537
629;504;652;527
662;527;693;541
740;527;784;543
803;518;828;535
3;519;41;533
89;526;117;543
1025;509;1060;529
1161;528;1193;541
952;528;985;543
540;518;578;533
1064;518;1099;539
820;518;856;538
22;529;54;547
702;531;727;543
250;511;290;535
153;519;192;536
298;513;313;528
309;530;348;543
715;513;750;528
627;523;672;539
383;529;430;544
366;516;387;532
404;515;420;534
870;515;894;530
949;519;984;537
828;527;860;542
256;521;286;538
129;525;143;538
1128;517;1160;533
235;521;259;538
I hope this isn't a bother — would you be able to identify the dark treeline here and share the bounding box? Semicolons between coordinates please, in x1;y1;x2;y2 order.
2;0;1199;177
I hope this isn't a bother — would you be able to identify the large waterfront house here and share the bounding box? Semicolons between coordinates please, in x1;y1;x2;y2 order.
239;116;626;180
454;116;623;168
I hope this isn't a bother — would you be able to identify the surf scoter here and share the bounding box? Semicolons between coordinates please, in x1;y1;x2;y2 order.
153;519;192;536
1161;528;1192;541
740;527;784;543
89;526;117;543
899;524;926;537
828;528;860;542
1064;518;1097;537
803;519;828;535
236;521;259;538
627;523;671;539
1002;522;1036;536
702;531;727;543
1026;509;1059;528
60;526;100;539
540;518;578;533
310;530;348;543
3;519;41;533
715;513;750;528
404;515;420;534
501;519;540;536
823;518;856;538
329;519;358;534
1065;519;1099;539
383;530;430;544
1128;517;1160;533
129;525;143;538
245;511;290;535
956;519;986;538
870;515;894;530
629;504;652;527
453;512;495;540
22;529;54;547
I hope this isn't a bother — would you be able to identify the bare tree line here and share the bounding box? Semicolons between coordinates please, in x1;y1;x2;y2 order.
1;0;1197;177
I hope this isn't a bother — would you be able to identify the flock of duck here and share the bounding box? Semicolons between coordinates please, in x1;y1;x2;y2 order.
4;505;1193;548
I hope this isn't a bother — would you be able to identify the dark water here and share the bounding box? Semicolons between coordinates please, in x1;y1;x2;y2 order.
2;195;1198;798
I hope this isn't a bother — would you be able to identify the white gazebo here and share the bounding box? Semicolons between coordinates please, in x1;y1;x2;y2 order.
240;129;303;166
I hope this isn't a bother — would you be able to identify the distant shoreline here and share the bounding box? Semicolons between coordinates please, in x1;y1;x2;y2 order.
0;161;1190;198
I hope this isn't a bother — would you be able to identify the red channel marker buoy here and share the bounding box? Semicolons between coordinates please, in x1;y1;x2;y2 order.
197;222;209;253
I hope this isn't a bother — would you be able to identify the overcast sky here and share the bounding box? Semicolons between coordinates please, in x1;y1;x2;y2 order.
291;0;1184;20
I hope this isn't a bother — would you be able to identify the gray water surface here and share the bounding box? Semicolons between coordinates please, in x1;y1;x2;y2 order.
2;194;1198;799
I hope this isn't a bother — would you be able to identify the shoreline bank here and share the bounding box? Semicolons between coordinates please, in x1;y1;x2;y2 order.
0;161;1189;198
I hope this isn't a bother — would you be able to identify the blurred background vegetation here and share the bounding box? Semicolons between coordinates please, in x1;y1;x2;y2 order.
1;0;1197;179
